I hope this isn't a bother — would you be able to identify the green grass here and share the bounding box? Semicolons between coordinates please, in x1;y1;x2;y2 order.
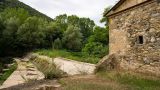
0;63;17;85
35;49;100;64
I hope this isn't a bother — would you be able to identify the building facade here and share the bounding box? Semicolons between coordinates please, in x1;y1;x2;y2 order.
99;0;160;76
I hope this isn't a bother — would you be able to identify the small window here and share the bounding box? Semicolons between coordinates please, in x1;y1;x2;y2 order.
137;36;144;44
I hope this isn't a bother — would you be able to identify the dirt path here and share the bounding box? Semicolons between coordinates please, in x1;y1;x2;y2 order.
0;58;44;89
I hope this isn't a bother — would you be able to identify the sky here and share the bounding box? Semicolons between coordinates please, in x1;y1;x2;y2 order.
19;0;118;27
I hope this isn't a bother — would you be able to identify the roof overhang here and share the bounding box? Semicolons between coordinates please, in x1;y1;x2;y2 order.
104;0;126;17
105;0;155;17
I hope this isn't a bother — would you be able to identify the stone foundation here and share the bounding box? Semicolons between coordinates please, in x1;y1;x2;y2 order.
97;54;160;77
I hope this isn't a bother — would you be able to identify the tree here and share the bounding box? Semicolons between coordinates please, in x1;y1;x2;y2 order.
62;25;83;51
100;7;111;26
78;18;95;43
17;16;46;49
52;38;62;49
88;26;109;45
2;17;20;48
54;14;68;32
68;15;79;26
0;15;5;54
54;14;95;45
45;22;63;47
1;8;29;25
0;15;4;37
82;42;108;57
0;8;30;55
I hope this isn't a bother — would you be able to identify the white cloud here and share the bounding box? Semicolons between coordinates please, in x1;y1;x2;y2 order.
19;0;118;27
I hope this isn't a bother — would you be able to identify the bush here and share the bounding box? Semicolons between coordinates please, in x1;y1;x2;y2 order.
52;38;62;49
31;57;65;79
0;62;17;85
83;42;108;58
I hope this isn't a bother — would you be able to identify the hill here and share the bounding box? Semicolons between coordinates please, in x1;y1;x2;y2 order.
0;0;53;21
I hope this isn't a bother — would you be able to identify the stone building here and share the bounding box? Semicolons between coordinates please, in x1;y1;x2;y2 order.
98;0;160;76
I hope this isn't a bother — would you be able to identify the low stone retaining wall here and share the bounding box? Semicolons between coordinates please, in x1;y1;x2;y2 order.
97;54;160;77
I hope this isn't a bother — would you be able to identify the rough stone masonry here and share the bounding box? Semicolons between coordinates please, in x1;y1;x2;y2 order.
98;0;160;76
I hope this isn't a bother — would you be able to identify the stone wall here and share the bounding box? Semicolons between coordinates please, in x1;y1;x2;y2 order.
101;0;160;76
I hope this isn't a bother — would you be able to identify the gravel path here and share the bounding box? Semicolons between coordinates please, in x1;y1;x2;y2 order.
0;58;44;89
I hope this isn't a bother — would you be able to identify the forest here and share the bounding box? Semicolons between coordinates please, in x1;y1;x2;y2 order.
0;0;109;59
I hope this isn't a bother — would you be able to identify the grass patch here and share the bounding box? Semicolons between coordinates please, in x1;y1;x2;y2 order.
59;75;129;90
97;71;160;90
0;63;17;85
30;57;65;79
59;71;160;90
34;49;100;64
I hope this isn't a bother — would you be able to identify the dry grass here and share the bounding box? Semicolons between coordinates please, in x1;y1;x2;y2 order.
59;71;160;90
30;57;65;79
97;71;160;90
59;75;130;90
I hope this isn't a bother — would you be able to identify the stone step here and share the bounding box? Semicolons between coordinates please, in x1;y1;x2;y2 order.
26;73;38;76
26;66;35;68
27;68;36;71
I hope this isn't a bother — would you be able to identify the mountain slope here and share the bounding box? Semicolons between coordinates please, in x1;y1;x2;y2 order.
0;0;53;21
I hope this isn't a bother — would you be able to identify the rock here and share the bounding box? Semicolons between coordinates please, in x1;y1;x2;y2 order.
96;54;121;71
151;36;156;42
143;57;150;64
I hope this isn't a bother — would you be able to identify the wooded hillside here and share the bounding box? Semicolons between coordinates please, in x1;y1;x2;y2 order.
0;0;109;59
0;0;53;21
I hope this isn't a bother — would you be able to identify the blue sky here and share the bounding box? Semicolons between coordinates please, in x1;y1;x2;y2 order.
19;0;118;27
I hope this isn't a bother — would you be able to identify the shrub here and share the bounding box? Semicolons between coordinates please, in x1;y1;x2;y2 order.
83;42;108;58
0;62;17;85
31;57;65;79
52;38;62;49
